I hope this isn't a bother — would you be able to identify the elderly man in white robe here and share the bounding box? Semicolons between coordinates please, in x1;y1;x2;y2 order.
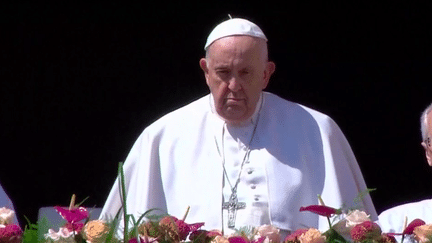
100;17;377;236
378;102;432;235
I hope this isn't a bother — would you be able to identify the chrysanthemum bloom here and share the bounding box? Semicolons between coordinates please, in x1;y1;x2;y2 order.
297;228;326;243
256;225;280;243
284;228;308;243
83;220;110;243
0;224;22;243
0;207;14;225
413;224;432;243
350;221;382;242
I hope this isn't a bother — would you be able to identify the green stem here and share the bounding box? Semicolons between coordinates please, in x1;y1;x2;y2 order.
327;216;332;230
118;162;129;242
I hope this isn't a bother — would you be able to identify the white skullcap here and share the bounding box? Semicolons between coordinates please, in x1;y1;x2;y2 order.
204;18;268;50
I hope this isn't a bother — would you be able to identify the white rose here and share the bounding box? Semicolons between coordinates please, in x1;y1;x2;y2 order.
0;207;15;225
45;227;75;243
345;210;370;228
333;210;371;239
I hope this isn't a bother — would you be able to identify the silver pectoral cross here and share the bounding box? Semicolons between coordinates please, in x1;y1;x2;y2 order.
222;192;246;228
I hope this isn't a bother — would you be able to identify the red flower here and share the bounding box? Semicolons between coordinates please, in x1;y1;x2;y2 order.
402;219;426;235
284;228;308;243
299;205;338;217
54;206;89;223
350;221;382;242
0;224;22;243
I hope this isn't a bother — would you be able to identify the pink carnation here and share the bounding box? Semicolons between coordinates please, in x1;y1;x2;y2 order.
228;235;249;243
0;224;22;243
350;221;382;242
284;228;309;242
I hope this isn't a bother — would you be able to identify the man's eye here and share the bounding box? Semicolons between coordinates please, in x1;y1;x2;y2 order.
216;70;230;76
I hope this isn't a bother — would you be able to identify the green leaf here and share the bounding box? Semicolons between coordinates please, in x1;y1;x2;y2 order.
323;228;349;243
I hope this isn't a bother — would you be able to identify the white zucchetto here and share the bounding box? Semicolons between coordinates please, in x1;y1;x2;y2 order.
204;18;268;50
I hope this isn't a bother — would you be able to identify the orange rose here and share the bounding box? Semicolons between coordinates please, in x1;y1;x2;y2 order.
414;224;432;243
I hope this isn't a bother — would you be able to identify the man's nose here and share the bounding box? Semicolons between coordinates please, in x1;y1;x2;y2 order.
228;77;242;92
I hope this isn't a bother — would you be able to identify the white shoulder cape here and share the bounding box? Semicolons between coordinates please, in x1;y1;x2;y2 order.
100;92;377;233
378;199;432;233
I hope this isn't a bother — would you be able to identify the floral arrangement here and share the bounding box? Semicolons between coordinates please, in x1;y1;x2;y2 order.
0;207;22;242
3;162;432;243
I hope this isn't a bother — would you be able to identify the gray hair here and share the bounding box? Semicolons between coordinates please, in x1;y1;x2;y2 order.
420;102;432;141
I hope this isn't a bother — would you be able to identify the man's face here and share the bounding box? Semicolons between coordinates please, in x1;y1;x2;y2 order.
423;111;432;166
199;36;275;124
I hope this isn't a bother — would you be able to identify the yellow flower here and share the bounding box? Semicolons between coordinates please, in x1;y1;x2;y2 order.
83;220;110;243
298;228;326;243
212;235;229;243
414;224;432;243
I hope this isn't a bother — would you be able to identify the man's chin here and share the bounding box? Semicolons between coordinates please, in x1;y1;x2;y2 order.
221;108;251;125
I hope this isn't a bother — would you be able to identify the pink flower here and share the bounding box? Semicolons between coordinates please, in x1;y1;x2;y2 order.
54;206;89;223
228;236;249;243
128;237;144;243
284;228;309;243
0;224;22;243
297;229;326;243
350;221;382;242
299;205;338;217
256;225;281;243
64;221;85;233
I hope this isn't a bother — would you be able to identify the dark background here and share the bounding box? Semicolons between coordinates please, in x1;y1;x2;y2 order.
1;2;431;226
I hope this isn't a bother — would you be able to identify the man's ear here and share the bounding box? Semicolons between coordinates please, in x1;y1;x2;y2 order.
199;58;209;84
262;61;276;89
422;142;432;166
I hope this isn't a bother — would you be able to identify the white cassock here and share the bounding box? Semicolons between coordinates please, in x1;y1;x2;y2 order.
378;199;432;236
100;92;377;235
